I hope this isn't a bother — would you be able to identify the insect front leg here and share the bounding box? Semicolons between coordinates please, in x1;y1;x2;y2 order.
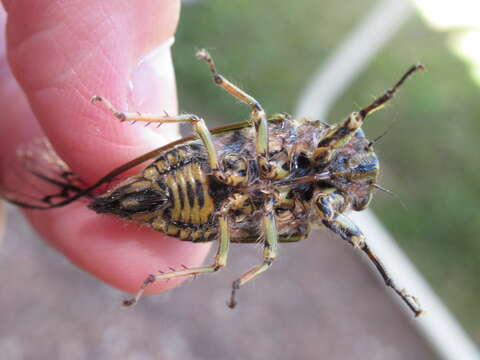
315;191;423;316
196;49;271;176
314;64;424;165
123;213;231;307
91;96;231;185
228;197;278;308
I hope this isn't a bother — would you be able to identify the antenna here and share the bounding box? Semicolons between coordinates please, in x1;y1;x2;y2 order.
372;183;406;209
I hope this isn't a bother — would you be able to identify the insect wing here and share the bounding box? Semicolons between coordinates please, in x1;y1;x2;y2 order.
0;138;88;209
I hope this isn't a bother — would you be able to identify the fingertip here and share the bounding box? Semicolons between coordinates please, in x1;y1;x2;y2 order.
5;0;181;182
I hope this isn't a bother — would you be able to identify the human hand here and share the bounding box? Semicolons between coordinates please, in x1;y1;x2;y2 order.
0;0;211;296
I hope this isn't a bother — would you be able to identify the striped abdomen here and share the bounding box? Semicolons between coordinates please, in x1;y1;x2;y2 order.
143;144;222;242
89;143;226;242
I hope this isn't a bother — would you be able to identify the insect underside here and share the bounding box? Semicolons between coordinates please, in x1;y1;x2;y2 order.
4;50;424;317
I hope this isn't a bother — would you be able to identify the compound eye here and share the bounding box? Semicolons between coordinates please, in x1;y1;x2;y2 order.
353;193;373;211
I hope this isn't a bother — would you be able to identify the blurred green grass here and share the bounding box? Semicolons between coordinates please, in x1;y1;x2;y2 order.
174;0;480;342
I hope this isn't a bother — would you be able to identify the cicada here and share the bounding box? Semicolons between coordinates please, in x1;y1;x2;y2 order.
2;50;424;316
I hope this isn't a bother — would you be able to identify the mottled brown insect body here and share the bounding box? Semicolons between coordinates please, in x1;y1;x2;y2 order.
3;50;424;316
90;116;378;246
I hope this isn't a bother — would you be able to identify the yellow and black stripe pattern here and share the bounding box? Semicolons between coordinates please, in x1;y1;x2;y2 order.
145;144;219;242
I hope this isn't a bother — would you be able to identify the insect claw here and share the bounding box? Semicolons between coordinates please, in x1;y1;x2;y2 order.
415;63;425;71
181;264;189;270
415;309;424;317
122;298;137;307
169;267;176;272
195;48;210;61
90;95;102;103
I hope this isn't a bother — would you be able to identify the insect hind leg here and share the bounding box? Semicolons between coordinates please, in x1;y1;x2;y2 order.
123;208;232;307
321;213;423;317
196;49;271;175
228;198;278;308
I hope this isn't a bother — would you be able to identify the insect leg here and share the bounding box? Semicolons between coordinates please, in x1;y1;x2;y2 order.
228;197;278;308
123;213;231;307
91;96;231;184
358;63;424;118
320;211;423;317
314;64;424;165
195;49;270;175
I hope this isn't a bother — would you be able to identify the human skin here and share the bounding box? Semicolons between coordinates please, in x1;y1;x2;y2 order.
0;0;211;296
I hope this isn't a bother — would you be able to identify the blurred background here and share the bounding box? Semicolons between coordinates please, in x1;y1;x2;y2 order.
1;0;480;359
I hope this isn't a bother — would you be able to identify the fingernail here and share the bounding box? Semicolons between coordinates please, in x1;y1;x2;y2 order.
128;37;179;142
129;37;176;113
